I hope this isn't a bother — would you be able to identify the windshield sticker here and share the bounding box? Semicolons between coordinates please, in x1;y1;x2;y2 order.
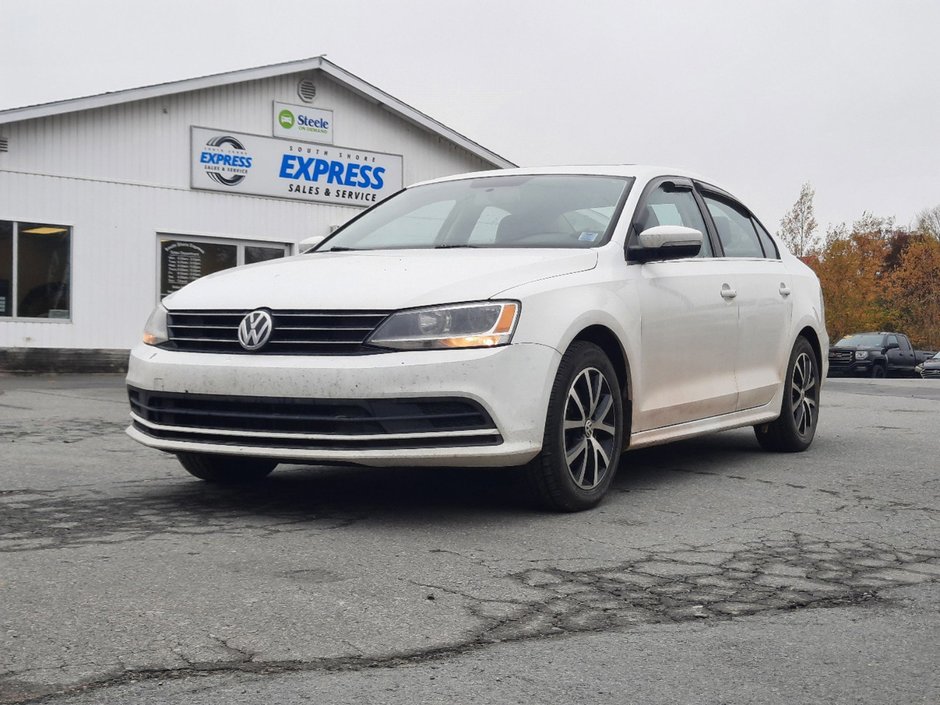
579;231;600;242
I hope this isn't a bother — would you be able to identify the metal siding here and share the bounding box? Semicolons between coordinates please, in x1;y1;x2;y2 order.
0;171;361;349
0;70;500;350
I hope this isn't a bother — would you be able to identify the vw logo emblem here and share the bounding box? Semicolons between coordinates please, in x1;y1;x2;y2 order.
237;310;273;351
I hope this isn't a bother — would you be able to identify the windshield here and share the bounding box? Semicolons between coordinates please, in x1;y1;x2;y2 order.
835;334;885;348
317;174;633;251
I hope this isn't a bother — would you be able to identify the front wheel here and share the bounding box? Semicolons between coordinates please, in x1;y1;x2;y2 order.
526;342;624;512
176;453;277;483
754;336;820;452
870;363;887;378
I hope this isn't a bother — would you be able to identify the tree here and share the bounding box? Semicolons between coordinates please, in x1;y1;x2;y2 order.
807;208;940;348
811;228;889;341
778;182;819;256
883;235;940;348
915;205;940;241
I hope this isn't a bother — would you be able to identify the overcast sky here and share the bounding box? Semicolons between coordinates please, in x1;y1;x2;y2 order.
2;0;938;232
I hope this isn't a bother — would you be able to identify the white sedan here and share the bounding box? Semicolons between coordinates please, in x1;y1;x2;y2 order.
127;166;828;511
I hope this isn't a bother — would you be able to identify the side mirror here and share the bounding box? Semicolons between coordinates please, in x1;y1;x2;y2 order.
885;342;900;351
297;234;327;253
628;225;703;263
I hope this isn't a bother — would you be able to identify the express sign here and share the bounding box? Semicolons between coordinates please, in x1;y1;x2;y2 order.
190;127;403;207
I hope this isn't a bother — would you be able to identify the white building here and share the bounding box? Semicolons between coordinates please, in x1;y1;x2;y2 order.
0;56;513;371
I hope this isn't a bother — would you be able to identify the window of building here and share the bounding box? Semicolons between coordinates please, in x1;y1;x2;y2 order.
0;219;72;319
158;235;288;299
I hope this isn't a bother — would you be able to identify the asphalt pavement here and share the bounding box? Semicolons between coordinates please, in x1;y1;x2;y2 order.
0;374;937;704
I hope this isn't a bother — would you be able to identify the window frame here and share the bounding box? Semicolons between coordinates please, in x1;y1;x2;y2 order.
626;176;719;262
0;218;74;322
695;184;776;260
155;232;290;302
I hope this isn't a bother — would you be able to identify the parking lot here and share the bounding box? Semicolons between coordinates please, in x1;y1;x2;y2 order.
1;374;938;704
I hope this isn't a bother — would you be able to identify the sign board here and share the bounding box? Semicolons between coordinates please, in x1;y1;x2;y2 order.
190;127;403;207
273;101;334;143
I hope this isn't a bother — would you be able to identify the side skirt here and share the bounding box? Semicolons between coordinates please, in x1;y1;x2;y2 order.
627;404;780;450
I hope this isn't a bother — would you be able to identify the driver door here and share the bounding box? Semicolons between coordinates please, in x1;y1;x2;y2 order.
629;179;739;431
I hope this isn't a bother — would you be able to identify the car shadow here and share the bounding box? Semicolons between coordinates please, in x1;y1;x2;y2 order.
1;430;767;551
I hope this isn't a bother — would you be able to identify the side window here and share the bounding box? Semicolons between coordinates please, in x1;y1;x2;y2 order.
633;184;712;257
899;336;913;353
702;195;764;258
753;219;780;259
886;334;899;349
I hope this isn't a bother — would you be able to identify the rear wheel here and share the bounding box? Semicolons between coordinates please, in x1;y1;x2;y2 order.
754;336;820;452
526;342;624;512
176;453;277;483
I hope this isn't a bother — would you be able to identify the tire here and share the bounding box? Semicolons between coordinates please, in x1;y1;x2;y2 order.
870;364;886;379
754;337;820;452
526;342;624;512
176;452;277;483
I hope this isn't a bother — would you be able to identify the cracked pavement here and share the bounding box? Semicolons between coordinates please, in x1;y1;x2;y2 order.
0;374;938;704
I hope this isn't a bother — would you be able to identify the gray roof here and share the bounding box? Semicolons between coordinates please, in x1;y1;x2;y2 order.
0;56;515;168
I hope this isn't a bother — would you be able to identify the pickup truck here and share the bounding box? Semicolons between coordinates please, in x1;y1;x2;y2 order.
828;332;936;378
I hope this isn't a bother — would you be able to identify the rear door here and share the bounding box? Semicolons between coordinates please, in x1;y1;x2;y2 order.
698;188;792;411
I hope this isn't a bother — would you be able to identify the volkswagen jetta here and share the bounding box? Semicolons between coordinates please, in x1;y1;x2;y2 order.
127;166;828;511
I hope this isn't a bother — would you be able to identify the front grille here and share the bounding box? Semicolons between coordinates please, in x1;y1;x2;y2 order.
128;387;502;450
165;309;391;355
829;349;853;363
922;369;940;378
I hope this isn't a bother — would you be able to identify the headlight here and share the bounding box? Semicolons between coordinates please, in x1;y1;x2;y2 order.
367;301;519;350
142;305;169;346
855;351;869;360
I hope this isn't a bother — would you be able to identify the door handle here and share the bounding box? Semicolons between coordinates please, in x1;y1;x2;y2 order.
720;283;737;300
779;283;792;297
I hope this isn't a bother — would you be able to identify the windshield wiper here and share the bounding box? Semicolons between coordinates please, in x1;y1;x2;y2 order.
433;244;480;249
322;246;360;252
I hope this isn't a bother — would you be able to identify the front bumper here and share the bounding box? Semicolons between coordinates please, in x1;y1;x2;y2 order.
125;342;560;467
827;360;873;377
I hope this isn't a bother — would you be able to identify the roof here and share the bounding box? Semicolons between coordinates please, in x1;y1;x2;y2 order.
413;164;713;188
0;56;515;169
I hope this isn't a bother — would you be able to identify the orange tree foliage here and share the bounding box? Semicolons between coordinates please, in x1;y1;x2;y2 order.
882;235;940;349
809;230;890;343
807;210;940;349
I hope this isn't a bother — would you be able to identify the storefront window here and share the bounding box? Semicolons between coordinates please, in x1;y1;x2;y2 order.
160;240;237;298
159;236;287;299
245;246;286;265
0;221;12;317
0;219;71;319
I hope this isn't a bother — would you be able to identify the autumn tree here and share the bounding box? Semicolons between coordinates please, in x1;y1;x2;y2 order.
807;203;940;348
811;228;889;341
778;182;819;256
883;235;940;348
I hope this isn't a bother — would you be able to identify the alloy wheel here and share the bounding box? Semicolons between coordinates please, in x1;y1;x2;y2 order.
563;367;617;490
791;352;818;436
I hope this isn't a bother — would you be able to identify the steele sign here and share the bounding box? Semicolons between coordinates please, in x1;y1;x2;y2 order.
273;101;334;144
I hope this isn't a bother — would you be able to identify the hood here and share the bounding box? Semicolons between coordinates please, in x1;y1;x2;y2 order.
164;249;598;311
